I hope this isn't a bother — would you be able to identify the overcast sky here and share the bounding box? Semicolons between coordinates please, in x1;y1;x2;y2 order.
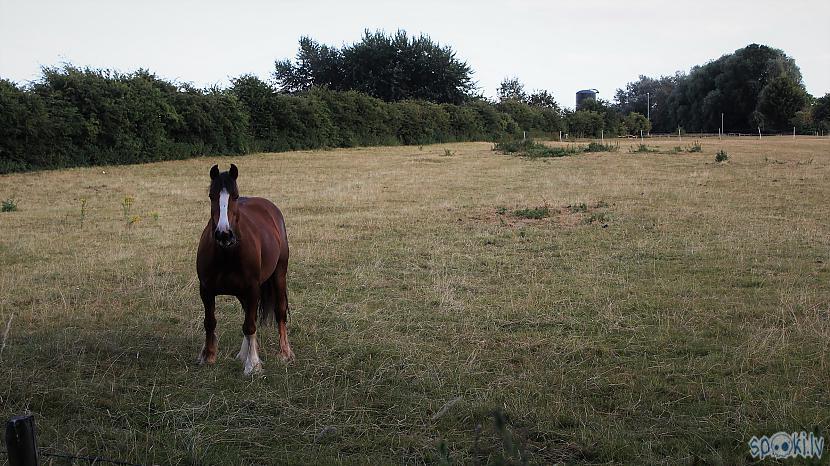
1;0;828;108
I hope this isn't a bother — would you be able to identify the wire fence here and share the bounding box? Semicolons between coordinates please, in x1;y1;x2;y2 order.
4;415;146;466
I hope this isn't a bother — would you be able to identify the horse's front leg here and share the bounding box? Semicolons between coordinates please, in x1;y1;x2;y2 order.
236;287;263;375
197;285;218;365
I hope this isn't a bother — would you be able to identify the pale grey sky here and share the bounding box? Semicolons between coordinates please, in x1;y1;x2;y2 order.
1;0;828;108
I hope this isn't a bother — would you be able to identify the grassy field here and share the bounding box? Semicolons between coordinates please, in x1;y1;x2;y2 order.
1;137;829;464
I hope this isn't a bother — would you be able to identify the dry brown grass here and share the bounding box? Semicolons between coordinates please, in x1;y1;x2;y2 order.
1;137;829;464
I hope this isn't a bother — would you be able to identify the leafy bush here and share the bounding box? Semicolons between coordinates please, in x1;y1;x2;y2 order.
514;206;550;219
585;142;618;152
715;150;729;162
1;66;532;173
1;198;18;212
568;203;588;213
687;142;703;152
493;139;579;158
629;144;659;153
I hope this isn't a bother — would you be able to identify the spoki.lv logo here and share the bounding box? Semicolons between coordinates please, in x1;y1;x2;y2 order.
748;431;824;460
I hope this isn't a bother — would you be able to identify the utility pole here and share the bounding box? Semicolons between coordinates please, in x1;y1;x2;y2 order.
721;113;724;139
646;92;650;136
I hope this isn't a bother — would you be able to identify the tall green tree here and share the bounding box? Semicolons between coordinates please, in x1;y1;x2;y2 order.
665;44;804;132
497;77;526;102
810;94;830;132
274;30;475;104
754;75;809;131
614;74;679;133
623;112;651;135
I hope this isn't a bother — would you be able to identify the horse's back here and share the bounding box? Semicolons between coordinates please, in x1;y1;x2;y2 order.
240;196;283;224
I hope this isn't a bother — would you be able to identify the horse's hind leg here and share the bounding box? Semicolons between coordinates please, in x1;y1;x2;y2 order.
197;285;218;365
276;260;295;363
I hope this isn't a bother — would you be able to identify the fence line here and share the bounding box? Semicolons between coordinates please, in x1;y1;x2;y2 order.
5;415;145;466
39;450;144;466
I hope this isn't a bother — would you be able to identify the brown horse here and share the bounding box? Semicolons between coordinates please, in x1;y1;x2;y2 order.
196;164;294;375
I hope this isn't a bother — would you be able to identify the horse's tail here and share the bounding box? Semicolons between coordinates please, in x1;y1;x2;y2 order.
258;271;278;326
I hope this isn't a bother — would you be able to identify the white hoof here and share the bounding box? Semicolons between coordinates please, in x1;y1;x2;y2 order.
239;333;262;375
243;359;263;375
236;335;250;361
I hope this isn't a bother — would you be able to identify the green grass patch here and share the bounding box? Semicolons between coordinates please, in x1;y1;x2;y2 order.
493;139;580;158
2;197;19;212
629;144;659;153
513;205;550;219
584;142;619;153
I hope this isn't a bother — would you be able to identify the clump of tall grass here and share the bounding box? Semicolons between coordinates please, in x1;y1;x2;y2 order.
568;203;588;213
121;195;134;219
687;142;703;152
584;142;619;153
629;144;659;153
513;205;550;219
1;198;18;212
493;139;579;158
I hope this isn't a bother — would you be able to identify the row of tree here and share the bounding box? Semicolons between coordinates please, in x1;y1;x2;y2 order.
614;44;828;134
2;34;828;173
1;66;544;173
274;36;828;135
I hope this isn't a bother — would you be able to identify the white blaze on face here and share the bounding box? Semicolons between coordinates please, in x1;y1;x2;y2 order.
217;188;230;232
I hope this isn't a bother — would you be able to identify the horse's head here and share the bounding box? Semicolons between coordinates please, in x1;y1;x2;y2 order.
208;164;240;249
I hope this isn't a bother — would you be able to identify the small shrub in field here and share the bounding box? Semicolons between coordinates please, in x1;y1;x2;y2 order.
629;144;658;153
122;196;134;219
687;142;703;152
584;211;610;224
493;139;579;158
2;198;18;212
514;206;550;219
568;203;588;213
671;146;683;153
585;142;619;153
495;206;508;215
715;150;729;162
79;198;87;225
442;148;455;157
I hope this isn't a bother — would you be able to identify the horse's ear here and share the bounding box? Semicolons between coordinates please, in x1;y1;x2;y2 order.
209;165;219;180
229;164;238;181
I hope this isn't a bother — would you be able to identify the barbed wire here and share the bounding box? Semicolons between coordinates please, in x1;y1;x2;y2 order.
1;448;145;466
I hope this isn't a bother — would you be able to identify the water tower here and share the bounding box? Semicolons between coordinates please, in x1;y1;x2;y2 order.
576;89;598;109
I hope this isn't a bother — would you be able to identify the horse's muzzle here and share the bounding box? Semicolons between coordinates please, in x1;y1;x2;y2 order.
214;229;237;248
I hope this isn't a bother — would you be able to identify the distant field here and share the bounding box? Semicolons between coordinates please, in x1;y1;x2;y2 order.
1;137;829;464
